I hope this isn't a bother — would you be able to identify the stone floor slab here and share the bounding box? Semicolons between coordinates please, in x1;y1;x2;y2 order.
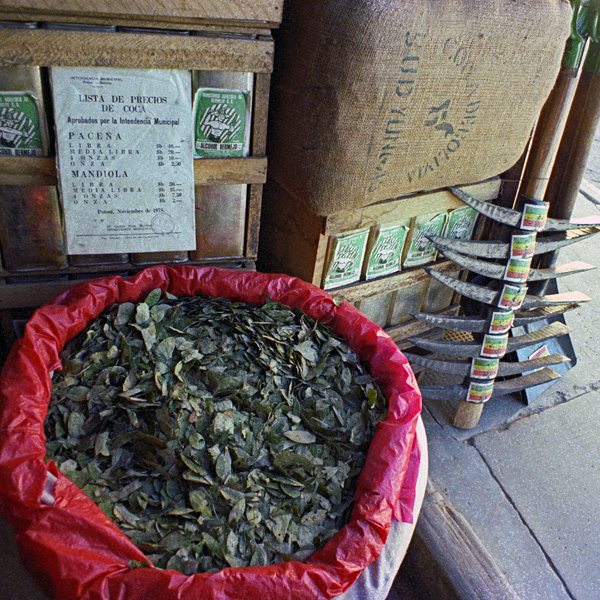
422;407;572;600
474;391;600;600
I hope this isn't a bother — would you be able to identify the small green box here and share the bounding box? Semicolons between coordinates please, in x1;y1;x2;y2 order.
403;213;448;268
0;92;44;156
323;229;369;289
364;222;408;280
193;88;250;158
445;205;478;240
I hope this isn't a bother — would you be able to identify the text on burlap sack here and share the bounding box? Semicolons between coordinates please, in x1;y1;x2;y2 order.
368;32;482;193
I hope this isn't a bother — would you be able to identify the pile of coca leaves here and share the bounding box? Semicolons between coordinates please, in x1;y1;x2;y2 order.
45;290;387;574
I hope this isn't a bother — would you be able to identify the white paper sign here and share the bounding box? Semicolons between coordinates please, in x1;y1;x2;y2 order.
51;67;195;254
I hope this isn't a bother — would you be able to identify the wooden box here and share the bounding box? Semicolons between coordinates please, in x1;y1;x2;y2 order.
0;6;281;312
0;5;281;360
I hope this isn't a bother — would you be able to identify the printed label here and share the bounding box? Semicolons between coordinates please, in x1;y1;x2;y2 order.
470;357;500;380
0;92;44;156
467;379;494;403
365;223;408;279
403;213;448;268
193;88;249;157
323;229;369;289
481;332;509;358
504;257;532;283
445;205;478;240
51;66;195;255
488;309;514;334
520;202;549;231
498;283;527;310
510;232;537;259
529;344;550;361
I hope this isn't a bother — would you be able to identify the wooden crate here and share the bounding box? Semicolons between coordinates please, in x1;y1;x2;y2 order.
0;14;279;307
0;1;283;32
259;177;501;344
0;8;281;358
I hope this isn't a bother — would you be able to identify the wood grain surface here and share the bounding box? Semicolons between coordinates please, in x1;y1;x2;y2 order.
0;0;283;26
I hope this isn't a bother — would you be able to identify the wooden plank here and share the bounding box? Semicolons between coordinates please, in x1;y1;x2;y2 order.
0;259;257;308
194;157;267;185
0;14;272;35
329;260;459;304
251;72;271;156
0;156;268;186
0;156;57;186
244;183;262;259
0;278;75;308
258;178;324;283
314;234;331;287
0;1;284;27
0;29;274;72
323;178;501;236
400;482;522;600
0;257;257;279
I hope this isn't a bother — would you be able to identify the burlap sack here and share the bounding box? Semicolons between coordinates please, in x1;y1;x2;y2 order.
267;0;571;215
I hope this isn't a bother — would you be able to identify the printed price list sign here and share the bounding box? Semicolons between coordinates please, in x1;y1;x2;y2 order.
52;67;195;255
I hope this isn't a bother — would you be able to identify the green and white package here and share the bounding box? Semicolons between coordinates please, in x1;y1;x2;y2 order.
403;213;448;268
445;205;478;240
323;229;369;289
364;222;408;279
193;88;250;158
0;92;44;156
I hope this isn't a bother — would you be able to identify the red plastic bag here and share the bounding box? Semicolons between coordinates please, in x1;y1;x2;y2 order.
0;266;422;600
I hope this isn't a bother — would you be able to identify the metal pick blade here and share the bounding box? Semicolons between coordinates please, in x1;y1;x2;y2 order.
427;235;510;259
491;368;561;397
436;247;509;279
419;367;561;402
428;227;600;259
449;186;600;232
426;268;528;310
407;335;483;357
406;352;569;378
419;384;470;401
408;322;571;357
404;352;472;376
449;186;531;228
410;310;579;333
544;214;600;231
406;351;568;378
437;248;594;283
507;321;572;351
513;304;580;326
410;311;490;333
498;353;570;376
526;261;596;282
535;228;600;254
410;309;560;334
520;291;591;310
426;267;498;306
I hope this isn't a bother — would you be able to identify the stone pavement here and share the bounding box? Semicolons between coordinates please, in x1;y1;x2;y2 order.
389;141;600;598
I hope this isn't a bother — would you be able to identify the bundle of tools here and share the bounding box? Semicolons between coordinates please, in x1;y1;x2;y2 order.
404;187;600;429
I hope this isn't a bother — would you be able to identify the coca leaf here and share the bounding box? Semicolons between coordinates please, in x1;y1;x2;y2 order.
283;430;317;444
144;288;163;308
